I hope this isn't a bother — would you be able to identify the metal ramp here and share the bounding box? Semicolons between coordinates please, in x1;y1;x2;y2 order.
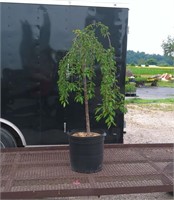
1;144;173;199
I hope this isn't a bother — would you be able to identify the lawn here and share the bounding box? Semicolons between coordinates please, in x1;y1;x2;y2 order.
125;97;174;104
125;98;174;111
127;66;174;76
127;65;174;87
158;80;174;88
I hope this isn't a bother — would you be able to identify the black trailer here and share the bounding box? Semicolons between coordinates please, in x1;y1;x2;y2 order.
0;0;129;147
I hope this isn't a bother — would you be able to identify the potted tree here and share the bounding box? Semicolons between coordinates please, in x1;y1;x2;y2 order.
57;22;126;173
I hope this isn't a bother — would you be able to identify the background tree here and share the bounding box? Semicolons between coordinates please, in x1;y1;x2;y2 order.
137;58;146;66
161;36;174;64
145;58;157;66
126;50;173;66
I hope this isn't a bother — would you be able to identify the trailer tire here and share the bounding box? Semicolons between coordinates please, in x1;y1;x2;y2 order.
0;127;17;148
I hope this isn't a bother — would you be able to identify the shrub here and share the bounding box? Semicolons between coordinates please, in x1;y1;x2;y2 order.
125;82;136;93
134;76;147;86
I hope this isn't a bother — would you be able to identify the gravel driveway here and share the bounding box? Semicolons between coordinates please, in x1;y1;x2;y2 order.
53;103;174;200
124;104;174;144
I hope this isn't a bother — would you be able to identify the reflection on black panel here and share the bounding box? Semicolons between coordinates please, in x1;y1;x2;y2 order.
1;3;128;145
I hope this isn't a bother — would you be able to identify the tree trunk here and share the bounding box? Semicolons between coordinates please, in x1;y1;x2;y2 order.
83;72;91;134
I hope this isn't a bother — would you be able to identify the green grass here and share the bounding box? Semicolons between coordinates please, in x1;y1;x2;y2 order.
158;81;174;88
125;98;174;111
125;97;174;104
127;66;174;76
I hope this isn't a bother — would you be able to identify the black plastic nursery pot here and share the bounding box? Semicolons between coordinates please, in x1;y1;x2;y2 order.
68;132;104;173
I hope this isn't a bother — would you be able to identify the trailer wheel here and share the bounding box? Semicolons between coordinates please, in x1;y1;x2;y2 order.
0;127;17;148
